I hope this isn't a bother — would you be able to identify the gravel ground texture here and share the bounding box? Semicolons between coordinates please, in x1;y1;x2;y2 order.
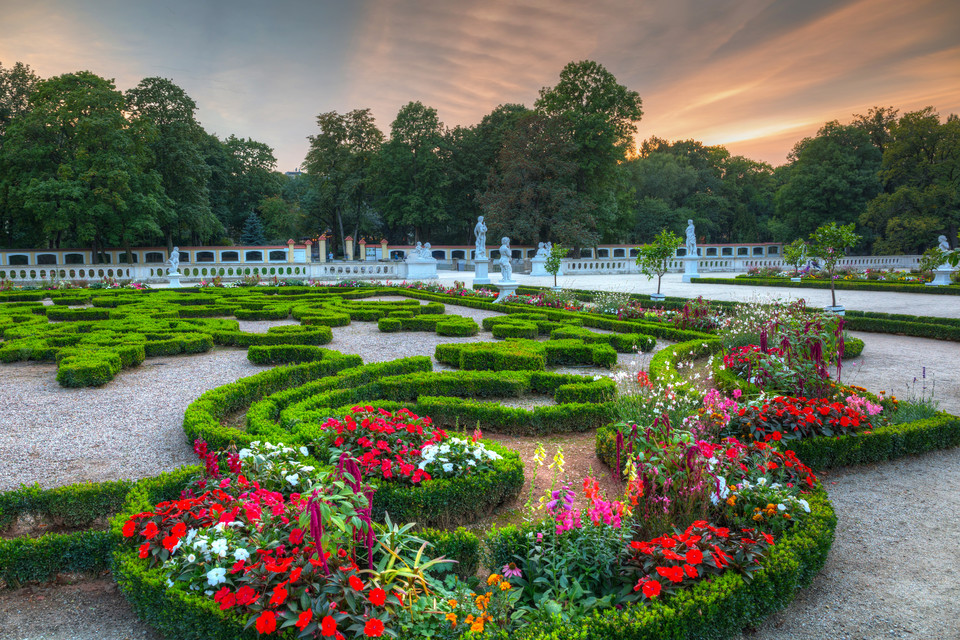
0;298;958;639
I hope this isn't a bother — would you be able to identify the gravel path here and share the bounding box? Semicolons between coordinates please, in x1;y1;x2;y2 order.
0;304;958;639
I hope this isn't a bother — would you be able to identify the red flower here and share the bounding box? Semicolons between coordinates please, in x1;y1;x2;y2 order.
171;522;187;538
363;618;385;637
656;566;684;583
122;519;137;537
289;528;304;545
295;609;313;631
138;543;150;559
641;579;661;598
321;615;337;637
162;534;180;552
684;564;698;578
269;585;288;607
142;521;159;540
235;586;257;605
255;611;277;635
369;587;386;606
685;548;703;565
348;575;364;591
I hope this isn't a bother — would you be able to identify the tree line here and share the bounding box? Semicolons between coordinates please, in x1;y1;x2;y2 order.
1;59;956;260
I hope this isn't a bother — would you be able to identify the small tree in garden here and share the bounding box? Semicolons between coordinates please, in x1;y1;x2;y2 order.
635;229;682;295
545;242;566;287
808;222;860;307
783;238;807;276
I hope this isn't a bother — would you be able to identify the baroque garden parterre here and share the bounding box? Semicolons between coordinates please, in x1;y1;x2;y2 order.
0;281;958;640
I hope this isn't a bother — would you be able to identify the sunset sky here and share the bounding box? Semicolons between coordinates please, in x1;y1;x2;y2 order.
3;0;959;171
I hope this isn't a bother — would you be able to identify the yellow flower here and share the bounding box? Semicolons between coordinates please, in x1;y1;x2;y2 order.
465;614;474;624
752;513;764;521
487;574;501;586
470;618;485;633
726;496;737;506
445;613;457;628
499;581;511;591
447;599;458;608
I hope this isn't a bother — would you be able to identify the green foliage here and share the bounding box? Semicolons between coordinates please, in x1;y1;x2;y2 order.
239;212;267;245
808;222;862;306
790;414;960;469
635;229;682;294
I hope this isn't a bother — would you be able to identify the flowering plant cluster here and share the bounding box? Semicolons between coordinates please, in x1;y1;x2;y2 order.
623;521;774;602
725;477;811;535
727;395;880;442
503;291;584;311
122;439;434;638
418;436;502;478
318;407;446;484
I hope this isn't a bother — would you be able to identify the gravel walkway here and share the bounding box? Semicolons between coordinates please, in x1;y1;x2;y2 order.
0;304;958;639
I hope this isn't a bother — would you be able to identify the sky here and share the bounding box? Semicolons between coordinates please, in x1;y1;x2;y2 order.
3;0;959;171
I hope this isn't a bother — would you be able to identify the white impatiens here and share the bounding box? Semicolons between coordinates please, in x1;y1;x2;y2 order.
206;567;227;586
419;437;502;478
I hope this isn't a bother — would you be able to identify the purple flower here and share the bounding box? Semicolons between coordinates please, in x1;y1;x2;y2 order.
502;563;522;579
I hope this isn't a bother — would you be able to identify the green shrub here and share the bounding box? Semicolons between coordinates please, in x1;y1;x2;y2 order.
246;345;331;365
842;337;864;359
378;318;402;332
435;319;479;337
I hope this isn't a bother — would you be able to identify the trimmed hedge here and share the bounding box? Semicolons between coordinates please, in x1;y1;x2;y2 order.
789;413;960;469
551;325;656;353
843;336;864;359
246;344;333;365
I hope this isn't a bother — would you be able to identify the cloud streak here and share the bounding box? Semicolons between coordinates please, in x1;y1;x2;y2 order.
0;0;958;169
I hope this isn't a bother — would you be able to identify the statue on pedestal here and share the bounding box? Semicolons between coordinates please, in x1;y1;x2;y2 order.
499;237;513;282
685;220;697;256
939;235;951;252
535;242;548;258
166;247;180;275
474;216;487;259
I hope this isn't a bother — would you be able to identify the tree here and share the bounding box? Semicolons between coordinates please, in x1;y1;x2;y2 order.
125;77;221;249
0;60;39;142
479;113;596;246
207;135;284;238
774;122;881;241
304;109;384;255
535;60;644;243
375;102;448;243
851;106;899;154
240;212;267;245
1;71;164;257
808;222;861;308
860;108;960;253
783;238;808;276
545;242;566;288
635;229;682;295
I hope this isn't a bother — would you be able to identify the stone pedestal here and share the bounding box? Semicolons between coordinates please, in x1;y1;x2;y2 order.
493;281;518;304
473;258;491;285
824;305;845;316
926;266;955;286
405;259;437;280
790;277;802;282
530;257;549;277
650;293;665;302
681;256;700;283
167;272;182;288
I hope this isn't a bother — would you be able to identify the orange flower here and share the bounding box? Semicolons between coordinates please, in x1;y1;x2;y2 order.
445;613;457;628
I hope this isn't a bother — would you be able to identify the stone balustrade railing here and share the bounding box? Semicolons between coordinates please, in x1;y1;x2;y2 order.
0;253;925;284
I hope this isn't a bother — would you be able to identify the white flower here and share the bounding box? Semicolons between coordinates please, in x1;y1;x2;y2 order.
186;553;197;563
210;539;228;557
185;528;198;543
165;578;174;588
238;448;251;459
233;548;250;562
206;567;227;586
286;474;300;486
777;503;786;512
299;446;309;456
442;463;454;473
797;499;811;513
467;459;476;466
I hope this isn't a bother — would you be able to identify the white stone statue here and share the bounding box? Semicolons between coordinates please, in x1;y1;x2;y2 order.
474;216;487;259
685;219;697;255
498;237;513;282
938;235;950;251
406;241;436;263
535;242;548;258
166;247;180;275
